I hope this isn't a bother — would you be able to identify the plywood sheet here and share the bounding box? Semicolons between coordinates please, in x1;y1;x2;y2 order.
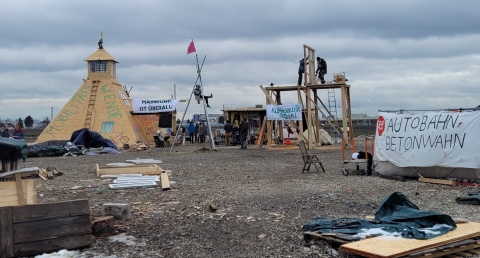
340;222;480;258
0;180;37;207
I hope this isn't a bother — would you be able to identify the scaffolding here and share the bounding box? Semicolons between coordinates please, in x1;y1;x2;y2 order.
262;44;354;150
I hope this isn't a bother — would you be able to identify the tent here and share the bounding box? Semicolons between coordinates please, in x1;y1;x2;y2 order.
302;129;333;145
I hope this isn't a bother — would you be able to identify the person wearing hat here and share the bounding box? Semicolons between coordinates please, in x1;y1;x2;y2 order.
352;151;373;175
315;56;327;84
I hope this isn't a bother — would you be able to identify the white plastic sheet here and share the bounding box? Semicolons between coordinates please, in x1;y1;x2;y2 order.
375;111;480;168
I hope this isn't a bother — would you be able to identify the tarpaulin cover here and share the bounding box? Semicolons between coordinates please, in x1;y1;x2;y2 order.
0;138;28;160
70;128;117;149
375;111;480;168
456;191;480;205
27;144;67;157
303;192;456;240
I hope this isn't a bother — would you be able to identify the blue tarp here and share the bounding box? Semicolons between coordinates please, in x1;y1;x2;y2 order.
70;128;117;149
303;192;456;240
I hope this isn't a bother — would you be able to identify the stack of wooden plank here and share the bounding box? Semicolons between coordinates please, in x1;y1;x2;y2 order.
96;163;170;190
337;222;480;258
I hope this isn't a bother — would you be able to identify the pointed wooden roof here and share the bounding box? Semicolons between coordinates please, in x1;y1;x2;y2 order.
84;48;118;62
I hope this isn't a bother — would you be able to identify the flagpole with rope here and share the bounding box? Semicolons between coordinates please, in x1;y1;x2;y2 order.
169;55;206;152
171;39;215;151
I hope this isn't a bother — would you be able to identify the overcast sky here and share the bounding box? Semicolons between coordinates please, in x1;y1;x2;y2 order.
0;0;479;123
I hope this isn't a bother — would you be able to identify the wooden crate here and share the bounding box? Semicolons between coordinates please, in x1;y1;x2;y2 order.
0;179;37;207
0;199;92;257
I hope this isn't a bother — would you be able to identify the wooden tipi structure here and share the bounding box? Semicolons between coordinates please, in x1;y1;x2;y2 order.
36;33;147;147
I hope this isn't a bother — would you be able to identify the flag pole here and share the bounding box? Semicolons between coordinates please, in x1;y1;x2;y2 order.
169;55;206;152
194;46;216;150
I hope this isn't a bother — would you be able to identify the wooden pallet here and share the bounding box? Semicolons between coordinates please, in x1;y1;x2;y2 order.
340;222;480;258
0;199;92;257
407;238;480;257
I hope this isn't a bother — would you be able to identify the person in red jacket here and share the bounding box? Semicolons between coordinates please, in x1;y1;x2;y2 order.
12;123;25;139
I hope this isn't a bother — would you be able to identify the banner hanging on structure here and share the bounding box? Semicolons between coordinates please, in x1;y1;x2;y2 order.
266;104;302;120
132;99;179;113
375;111;480;168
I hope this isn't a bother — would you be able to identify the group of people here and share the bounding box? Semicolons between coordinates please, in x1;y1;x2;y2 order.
223;117;249;148
187;121;209;144
1;123;25;139
185;116;250;149
298;56;328;86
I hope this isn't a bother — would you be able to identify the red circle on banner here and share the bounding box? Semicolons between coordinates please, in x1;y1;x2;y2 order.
377;116;385;136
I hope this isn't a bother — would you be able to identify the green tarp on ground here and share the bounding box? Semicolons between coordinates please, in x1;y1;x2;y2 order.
0;137;28;161
456;191;480;205
303;192;456;240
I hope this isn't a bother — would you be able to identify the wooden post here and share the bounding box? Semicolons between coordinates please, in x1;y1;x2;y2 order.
256;116;267;148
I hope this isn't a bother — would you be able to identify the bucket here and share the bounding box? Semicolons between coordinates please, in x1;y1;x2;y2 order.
285;139;291;145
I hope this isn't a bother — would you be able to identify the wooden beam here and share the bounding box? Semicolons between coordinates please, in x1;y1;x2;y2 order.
160;170;171;190
0;206;14;258
418;177;456;186
96;164;165;177
256;116;267;148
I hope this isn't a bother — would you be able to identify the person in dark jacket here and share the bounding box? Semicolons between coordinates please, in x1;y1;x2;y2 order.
239;117;249;149
193;85;213;108
297;58;305;86
315;56;327;84
224;120;233;146
1;123;9;138
232;124;239;145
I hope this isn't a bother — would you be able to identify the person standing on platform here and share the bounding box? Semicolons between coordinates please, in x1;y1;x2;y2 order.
315;56;327;84
297;58;305;86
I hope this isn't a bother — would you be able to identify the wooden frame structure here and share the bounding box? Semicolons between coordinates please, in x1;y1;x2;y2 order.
263;44;354;150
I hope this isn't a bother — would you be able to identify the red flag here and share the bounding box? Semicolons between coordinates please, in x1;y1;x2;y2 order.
187;40;196;54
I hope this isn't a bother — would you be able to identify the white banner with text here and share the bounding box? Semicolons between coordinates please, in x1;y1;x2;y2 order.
132;99;179;113
266;104;302;120
375;111;480;168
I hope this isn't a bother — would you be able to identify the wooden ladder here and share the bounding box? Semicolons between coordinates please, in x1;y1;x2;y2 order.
84;82;98;129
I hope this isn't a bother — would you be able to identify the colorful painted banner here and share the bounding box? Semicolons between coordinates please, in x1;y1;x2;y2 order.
132;99;179;113
375;111;480;168
266;104;302;120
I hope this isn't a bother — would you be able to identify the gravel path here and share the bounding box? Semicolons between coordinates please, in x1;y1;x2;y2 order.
17;142;480;258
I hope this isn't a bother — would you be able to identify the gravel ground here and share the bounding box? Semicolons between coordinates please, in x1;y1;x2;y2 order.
16;141;480;258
